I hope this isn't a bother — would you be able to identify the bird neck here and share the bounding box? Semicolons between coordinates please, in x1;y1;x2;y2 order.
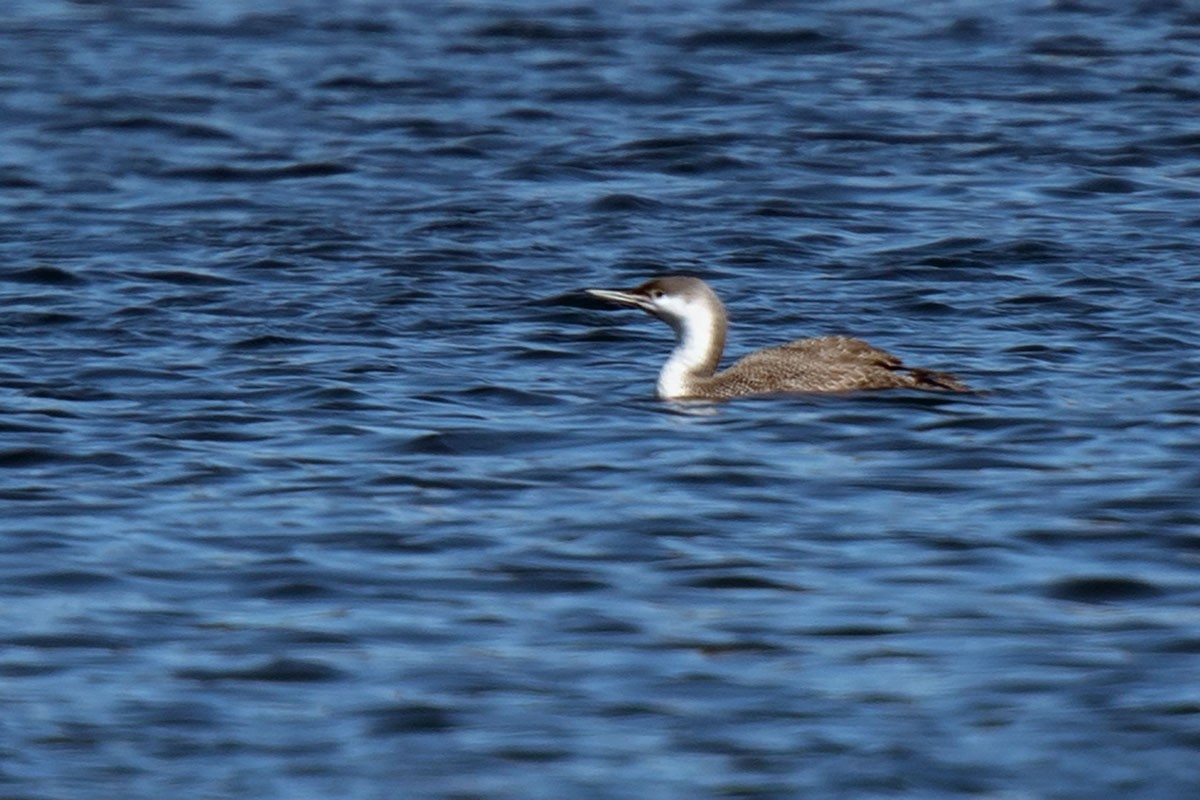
656;305;726;399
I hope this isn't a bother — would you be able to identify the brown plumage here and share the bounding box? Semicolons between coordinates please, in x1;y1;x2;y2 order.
586;276;968;400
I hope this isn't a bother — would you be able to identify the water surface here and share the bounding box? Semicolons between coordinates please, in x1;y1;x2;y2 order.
2;1;1199;798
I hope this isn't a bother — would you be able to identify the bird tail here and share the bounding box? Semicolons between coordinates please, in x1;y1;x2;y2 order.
909;368;970;392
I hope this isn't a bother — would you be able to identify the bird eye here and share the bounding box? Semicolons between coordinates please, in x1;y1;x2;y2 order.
650;289;664;299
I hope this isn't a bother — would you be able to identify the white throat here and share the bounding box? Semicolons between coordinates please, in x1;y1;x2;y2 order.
656;305;722;399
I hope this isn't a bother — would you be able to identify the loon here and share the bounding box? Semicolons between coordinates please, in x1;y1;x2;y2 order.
586;276;968;400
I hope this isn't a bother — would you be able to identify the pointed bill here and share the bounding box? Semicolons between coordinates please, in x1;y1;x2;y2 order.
586;287;652;310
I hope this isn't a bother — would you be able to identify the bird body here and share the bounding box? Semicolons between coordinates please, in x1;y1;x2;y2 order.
586;276;968;400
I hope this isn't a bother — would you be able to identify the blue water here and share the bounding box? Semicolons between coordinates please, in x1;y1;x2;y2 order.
3;1;1199;797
